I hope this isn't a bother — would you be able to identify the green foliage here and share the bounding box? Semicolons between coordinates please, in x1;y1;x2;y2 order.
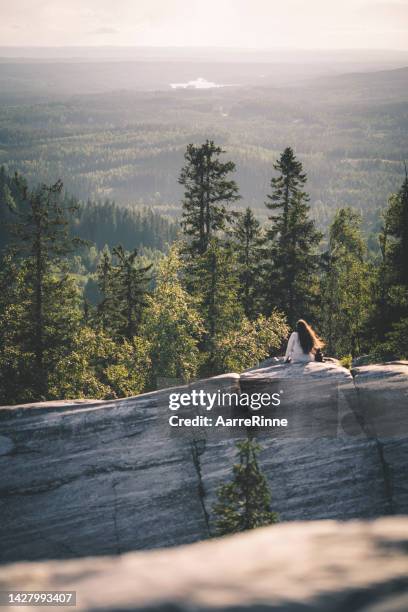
2;137;407;407
213;313;288;373
370;317;408;362
112;245;152;340
191;239;244;372
264;147;322;325
320;208;372;356
0;175;83;400
231;208;264;318
74;199;177;252
179;140;240;256
339;354;353;370
0;255;34;404
95;245;152;340
383;175;408;287
212;439;279;536
0;169;177;268
178;141;248;372
142;246;204;385
95;246;114;330
368;173;408;354
48;327;151;400
0;174;155;404
0;258;84;404
1;76;406;228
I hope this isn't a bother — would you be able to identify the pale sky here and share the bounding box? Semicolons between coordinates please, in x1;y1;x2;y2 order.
1;0;408;50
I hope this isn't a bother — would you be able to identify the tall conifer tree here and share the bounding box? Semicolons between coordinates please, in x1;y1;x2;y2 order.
179;141;243;372
96;246;115;331
111;246;152;341
369;169;408;353
179;140;240;256
264;148;322;325
192;239;243;372
2;175;82;399
232;207;264;319
384;168;408;288
320;208;370;356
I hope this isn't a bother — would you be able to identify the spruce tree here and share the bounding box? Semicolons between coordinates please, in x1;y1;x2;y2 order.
191;239;243;373
375;214;390;342
111;245;152;341
2;174;82;400
179;140;240;256
212;439;278;536
264;148;322;325
320;208;371;356
383;168;408;288
368;169;408;354
178;142;243;373
231;207;264;319
96;246;115;331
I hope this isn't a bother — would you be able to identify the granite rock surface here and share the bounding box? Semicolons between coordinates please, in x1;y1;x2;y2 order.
0;361;407;564
1;517;408;611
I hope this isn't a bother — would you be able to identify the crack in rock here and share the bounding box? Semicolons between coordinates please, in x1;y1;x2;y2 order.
190;438;211;536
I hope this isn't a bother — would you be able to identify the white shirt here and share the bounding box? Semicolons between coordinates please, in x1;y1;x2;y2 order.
284;331;314;363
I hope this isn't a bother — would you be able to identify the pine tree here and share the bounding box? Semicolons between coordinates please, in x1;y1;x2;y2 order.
212;439;278;536
231;207;264;318
179;140;240;256
111;245;152;341
264;148;322;325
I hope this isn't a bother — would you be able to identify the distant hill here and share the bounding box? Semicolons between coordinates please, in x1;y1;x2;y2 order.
1;49;408;103
310;65;408;103
0;58;406;233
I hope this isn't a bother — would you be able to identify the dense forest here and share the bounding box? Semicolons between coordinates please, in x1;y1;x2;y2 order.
0;168;177;253
0;166;178;305
0;139;407;405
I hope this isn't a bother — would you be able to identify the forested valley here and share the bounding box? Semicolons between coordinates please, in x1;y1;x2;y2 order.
1;58;408;242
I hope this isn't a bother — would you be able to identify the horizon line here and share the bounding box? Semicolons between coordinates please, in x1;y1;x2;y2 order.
1;45;408;53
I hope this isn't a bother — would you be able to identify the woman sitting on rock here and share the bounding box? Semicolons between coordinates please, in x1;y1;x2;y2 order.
284;319;324;363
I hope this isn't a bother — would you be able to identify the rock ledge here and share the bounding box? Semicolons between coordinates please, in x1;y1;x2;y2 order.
1;517;408;611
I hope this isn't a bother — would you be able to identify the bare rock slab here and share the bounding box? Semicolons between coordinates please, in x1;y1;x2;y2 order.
1;362;408;564
0;518;408;611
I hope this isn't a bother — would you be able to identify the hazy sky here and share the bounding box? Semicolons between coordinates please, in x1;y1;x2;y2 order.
1;0;408;50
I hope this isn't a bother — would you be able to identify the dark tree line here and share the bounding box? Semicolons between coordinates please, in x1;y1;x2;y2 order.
0;167;178;255
75;199;177;252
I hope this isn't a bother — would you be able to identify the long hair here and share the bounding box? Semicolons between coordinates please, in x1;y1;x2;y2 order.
296;319;324;354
